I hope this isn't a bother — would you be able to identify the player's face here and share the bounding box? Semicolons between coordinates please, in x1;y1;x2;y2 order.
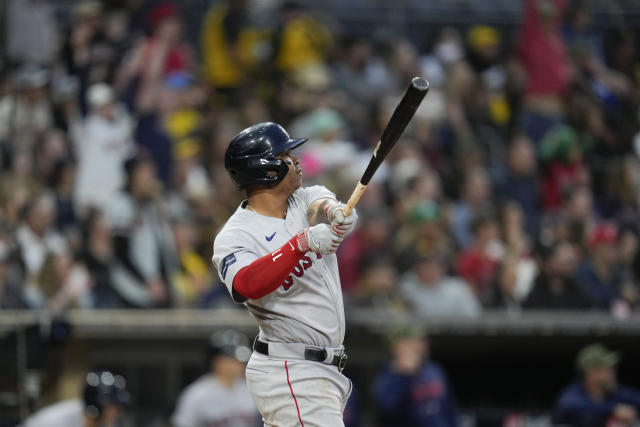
277;150;302;193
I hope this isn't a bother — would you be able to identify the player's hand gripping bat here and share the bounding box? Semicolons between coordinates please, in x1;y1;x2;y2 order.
342;77;430;217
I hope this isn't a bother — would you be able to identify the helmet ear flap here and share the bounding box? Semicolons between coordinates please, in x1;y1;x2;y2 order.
260;158;289;186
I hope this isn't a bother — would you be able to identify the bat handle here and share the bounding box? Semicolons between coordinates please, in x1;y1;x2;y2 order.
342;182;367;217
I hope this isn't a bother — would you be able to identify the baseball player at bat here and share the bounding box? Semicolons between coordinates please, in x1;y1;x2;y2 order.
212;122;357;426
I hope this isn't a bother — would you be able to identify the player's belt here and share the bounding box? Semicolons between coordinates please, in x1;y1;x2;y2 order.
253;339;348;372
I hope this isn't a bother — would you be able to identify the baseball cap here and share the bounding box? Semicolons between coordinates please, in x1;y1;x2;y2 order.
208;330;251;363
87;83;114;109
147;2;178;28
13;64;49;90
385;323;427;346
407;201;441;224
576;343;619;374
588;223;617;248
467;25;500;52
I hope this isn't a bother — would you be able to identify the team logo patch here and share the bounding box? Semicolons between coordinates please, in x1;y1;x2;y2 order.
221;254;237;279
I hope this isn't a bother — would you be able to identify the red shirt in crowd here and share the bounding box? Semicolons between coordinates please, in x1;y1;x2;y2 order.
517;0;571;96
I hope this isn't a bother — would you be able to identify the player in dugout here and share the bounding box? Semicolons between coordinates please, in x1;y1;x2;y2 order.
22;371;130;427
171;329;260;427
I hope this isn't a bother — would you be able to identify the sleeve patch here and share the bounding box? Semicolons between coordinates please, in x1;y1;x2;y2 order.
221;254;237;279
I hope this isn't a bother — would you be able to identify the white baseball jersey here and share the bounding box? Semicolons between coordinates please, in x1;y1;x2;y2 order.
22;399;84;427
212;186;345;348
171;374;259;427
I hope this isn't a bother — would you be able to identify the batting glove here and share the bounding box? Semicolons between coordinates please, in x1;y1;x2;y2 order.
297;224;345;255
325;202;358;238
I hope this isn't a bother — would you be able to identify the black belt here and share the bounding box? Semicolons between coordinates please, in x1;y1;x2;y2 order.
253;339;348;372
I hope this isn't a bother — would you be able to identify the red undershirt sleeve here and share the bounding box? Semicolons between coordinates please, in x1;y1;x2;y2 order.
233;234;307;300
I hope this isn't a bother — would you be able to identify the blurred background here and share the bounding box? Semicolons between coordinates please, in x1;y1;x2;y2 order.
3;0;640;426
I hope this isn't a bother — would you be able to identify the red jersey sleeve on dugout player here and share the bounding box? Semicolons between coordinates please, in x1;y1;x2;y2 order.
232;235;306;300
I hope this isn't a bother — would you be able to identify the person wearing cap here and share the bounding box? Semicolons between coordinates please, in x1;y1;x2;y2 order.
555;343;640;426
116;1;193;113
171;330;259;427
22;370;130;427
575;223;623;310
74;83;134;215
373;326;460;427
0;64;53;154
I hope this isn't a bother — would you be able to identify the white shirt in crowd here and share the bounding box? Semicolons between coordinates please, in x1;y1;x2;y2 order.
22;399;84;427
74;105;134;214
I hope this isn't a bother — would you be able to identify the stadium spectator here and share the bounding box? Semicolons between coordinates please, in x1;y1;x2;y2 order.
108;153;177;308
455;214;503;297
79;209;121;308
517;0;570;143
51;159;78;236
74;83;134;215
575;223;622;310
338;209;392;293
272;1;333;77
373;326;460;427
200;0;266;96
171;217;213;308
36;250;92;313
171;330;258;427
496;134;540;233
401;252;480;318
524;240;592;310
450;167;493;249
394;201;455;273
0;65;53;157
486;256;524;312
6;0;58;65
15;193;67;308
346;256;404;314
0;240;23;309
116;1;193;112
539;124;591;211
499;202;537;300
555;343;640;427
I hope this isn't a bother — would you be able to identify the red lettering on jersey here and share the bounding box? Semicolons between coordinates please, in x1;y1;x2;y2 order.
292;264;303;277
280;254;320;291
300;255;312;270
282;276;294;290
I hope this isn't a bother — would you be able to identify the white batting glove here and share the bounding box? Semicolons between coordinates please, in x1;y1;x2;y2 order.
297;224;344;254
325;202;358;238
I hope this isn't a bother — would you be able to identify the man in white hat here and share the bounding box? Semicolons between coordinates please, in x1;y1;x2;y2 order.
74;83;134;215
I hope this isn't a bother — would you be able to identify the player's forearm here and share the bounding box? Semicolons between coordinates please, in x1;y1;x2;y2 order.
233;235;307;300
306;198;332;225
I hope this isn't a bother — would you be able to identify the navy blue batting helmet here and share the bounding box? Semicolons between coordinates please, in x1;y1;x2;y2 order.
224;122;308;190
83;371;130;419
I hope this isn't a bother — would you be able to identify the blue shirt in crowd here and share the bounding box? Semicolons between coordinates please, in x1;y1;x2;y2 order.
574;261;621;310
373;361;459;427
555;381;640;427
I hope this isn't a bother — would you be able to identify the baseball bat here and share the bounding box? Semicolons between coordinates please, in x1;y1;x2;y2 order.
342;77;430;217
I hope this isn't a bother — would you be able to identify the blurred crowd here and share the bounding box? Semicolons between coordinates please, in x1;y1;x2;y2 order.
2;0;640;318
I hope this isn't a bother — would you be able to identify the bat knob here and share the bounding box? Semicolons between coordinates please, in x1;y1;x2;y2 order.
411;77;429;92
